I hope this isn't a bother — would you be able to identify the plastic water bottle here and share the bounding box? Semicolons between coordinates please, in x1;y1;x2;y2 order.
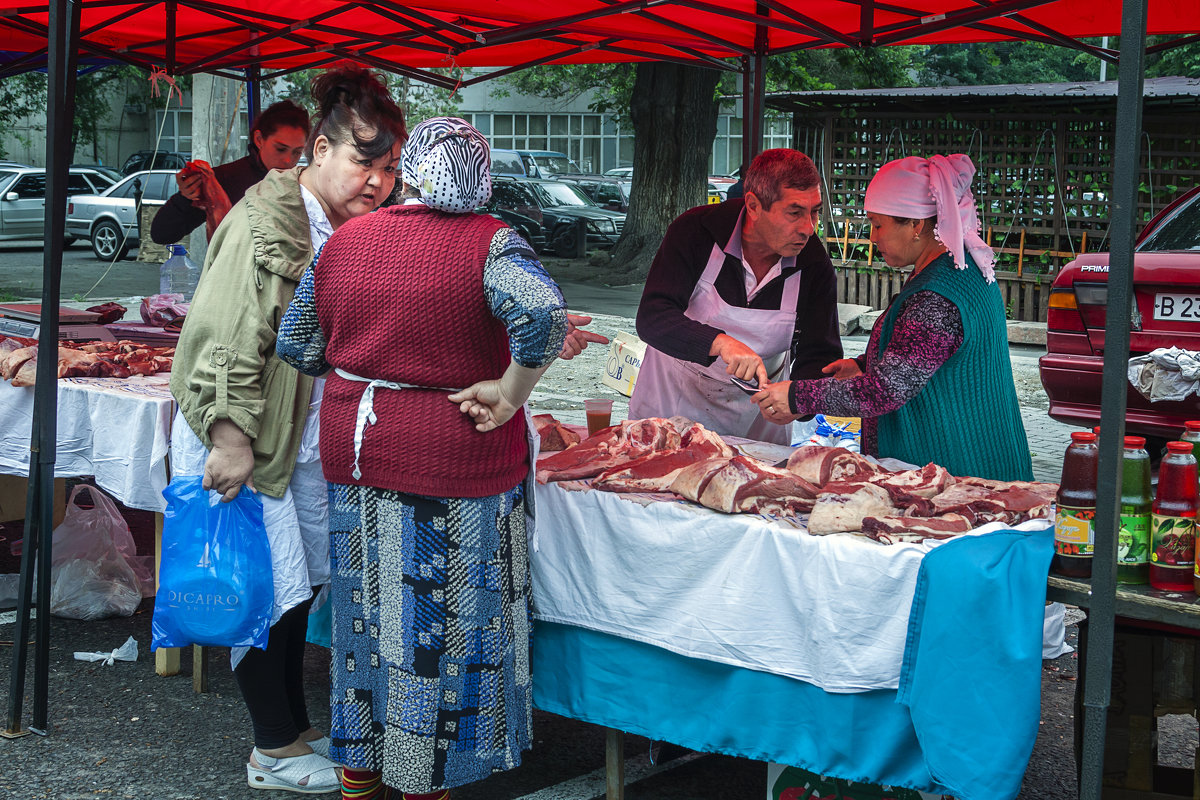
160;244;200;299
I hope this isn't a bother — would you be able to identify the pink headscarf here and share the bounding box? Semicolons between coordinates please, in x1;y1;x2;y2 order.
863;154;996;283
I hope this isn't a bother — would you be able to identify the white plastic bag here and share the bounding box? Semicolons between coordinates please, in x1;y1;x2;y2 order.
1128;347;1200;403
1042;601;1074;659
74;635;139;665
48;485;145;620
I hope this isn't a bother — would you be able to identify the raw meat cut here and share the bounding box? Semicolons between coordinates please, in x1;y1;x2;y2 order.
785;445;842;485
807;483;897;534
1;345;37;381
828;450;882;482
669;456;734;503
862;514;974;543
533;414;580;452
0;339;175;386
593;422;734;493
536;417;682;483
696;456;819;516
869;463;954;501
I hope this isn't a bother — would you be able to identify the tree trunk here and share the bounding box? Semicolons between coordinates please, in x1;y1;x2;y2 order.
601;62;720;284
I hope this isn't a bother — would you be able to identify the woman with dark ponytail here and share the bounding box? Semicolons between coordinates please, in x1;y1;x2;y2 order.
169;65;406;794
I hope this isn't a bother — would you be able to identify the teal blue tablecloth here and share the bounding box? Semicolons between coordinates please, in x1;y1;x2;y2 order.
533;526;1053;800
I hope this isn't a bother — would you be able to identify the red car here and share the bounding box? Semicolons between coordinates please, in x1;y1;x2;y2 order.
1039;185;1200;449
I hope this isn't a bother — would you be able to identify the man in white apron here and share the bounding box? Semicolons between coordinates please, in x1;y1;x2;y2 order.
630;149;842;445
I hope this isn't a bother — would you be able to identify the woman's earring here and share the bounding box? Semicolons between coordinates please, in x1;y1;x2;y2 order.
912;234;920;242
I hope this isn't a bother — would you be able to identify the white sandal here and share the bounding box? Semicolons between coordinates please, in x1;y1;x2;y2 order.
246;748;340;794
305;736;332;760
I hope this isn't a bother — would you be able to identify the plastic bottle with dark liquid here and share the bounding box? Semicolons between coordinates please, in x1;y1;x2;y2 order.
1052;431;1098;578
1117;436;1152;585
1150;441;1198;591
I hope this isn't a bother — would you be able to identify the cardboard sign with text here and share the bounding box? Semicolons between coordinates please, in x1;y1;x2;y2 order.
601;330;647;397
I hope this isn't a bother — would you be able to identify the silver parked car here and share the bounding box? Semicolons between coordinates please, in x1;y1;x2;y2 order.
0;166;117;244
66;169;176;260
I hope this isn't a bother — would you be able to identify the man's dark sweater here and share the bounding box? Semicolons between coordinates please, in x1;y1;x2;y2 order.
150;152;267;245
635;199;843;381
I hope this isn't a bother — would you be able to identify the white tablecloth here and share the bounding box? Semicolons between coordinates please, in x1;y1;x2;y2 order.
0;376;174;512
531;479;1051;693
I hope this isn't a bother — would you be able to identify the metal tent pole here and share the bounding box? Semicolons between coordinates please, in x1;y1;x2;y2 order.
247;65;262;129
1078;1;1148;797
2;0;79;739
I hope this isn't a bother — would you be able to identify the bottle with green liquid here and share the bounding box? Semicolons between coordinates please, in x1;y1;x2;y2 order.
1118;436;1151;584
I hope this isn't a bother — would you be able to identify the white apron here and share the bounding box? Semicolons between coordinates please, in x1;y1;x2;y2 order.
630;242;802;444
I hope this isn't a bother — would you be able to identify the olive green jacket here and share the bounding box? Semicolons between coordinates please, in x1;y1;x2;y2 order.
170;167;315;498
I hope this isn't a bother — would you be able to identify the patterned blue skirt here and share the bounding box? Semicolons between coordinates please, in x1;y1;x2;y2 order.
326;482;532;793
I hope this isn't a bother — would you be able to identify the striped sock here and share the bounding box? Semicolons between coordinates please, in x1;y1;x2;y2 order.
341;768;386;800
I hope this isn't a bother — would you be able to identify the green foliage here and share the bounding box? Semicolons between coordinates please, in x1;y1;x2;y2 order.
495;64;635;124
918;41;1104;85
766;47;923;91
0;289;18;303
274;67;461;127
0;65;148;161
0;73;48;159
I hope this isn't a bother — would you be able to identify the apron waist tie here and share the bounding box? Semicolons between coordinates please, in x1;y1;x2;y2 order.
333;368;461;481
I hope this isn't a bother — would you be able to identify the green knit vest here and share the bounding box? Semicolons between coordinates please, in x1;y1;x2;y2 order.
876;253;1034;482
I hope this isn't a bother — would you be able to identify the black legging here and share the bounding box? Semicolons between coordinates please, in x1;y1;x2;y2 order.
234;588;317;749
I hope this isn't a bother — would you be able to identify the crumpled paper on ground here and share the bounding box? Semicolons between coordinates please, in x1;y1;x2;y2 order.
1128;347;1200;402
74;635;138;666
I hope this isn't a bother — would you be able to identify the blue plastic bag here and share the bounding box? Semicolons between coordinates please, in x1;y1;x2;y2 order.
151;476;273;651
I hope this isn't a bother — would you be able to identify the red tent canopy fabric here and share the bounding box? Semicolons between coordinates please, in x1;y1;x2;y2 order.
0;0;1197;82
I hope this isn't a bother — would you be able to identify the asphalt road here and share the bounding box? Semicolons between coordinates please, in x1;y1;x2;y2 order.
0;241;158;301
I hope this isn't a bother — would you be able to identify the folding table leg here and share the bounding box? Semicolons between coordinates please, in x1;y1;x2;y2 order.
153;511;180;676
606;727;624;800
193;645;209;693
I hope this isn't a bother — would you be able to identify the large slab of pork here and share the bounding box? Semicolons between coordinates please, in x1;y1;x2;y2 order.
866;463;955;507
592;422;734;493
924;482;1053;526
669;456;734;503
955;475;1059;506
535;417;682;483
695;456;821;516
807;482;898;534
785;445;881;485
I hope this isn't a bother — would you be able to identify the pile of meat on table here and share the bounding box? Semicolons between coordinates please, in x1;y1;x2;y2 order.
533;415;1057;544
0;336;175;387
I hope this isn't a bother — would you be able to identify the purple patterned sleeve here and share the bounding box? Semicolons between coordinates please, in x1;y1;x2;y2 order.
788;291;964;417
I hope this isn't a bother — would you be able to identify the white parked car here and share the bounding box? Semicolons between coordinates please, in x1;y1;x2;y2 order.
66;169;176;260
0;166;116;244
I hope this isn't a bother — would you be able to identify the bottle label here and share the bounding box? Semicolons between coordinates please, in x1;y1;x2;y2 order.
1118;514;1151;565
1150;514;1195;568
1055;506;1094;556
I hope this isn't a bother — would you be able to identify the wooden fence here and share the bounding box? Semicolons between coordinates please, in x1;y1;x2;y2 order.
829;236;1054;323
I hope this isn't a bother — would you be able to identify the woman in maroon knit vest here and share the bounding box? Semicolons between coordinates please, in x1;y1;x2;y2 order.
277;118;578;800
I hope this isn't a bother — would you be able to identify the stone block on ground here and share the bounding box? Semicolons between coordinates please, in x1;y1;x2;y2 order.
858;310;885;332
1007;321;1047;347
836;303;874;336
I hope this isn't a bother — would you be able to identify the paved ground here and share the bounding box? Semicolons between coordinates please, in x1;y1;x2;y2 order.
0;263;1192;799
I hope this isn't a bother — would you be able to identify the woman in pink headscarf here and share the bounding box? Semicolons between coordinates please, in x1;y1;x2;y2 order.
752;154;1033;481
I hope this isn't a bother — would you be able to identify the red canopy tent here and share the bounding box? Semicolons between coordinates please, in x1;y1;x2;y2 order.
2;3;1197;798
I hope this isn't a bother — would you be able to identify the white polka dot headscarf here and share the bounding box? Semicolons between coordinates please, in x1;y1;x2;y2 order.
401;117;492;214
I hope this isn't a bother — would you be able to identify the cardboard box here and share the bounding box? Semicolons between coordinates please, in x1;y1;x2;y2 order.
601;330;647;397
766;763;951;800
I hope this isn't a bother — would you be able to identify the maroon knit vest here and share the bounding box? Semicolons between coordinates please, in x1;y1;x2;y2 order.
314;205;527;498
